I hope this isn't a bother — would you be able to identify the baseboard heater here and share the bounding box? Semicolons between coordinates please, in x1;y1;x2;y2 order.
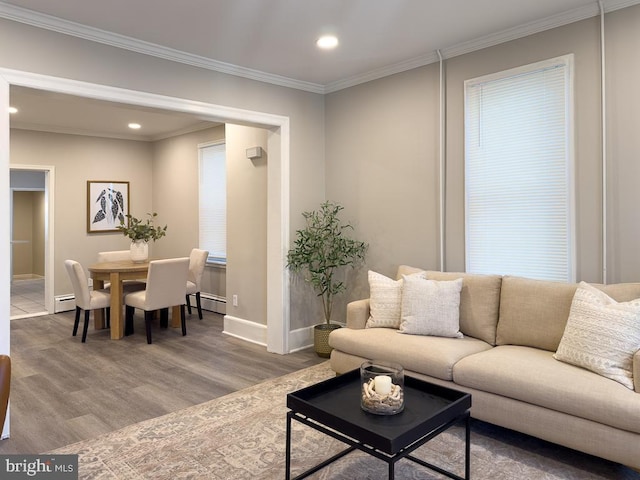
55;293;225;315
54;295;76;313
199;293;226;315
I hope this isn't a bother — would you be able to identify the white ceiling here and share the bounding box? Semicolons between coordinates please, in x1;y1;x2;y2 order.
10;86;220;141
4;0;638;140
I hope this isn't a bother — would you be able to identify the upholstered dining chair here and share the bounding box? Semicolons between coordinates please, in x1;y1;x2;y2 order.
186;248;209;319
97;250;146;291
97;250;130;263
64;260;111;342
0;355;10;432
124;257;189;344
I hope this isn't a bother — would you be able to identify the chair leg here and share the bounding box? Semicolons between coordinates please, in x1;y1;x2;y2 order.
106;307;111;329
81;310;90;343
144;310;154;344
181;305;186;336
160;308;169;328
186;294;192;315
125;306;135;336
196;292;203;320
72;306;81;336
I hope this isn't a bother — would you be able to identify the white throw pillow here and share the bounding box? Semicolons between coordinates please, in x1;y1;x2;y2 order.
554;281;640;390
366;270;426;329
398;276;463;338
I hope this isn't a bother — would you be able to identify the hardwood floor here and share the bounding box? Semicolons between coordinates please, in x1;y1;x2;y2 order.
0;309;324;454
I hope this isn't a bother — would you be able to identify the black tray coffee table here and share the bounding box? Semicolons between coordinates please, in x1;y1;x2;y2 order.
286;368;472;480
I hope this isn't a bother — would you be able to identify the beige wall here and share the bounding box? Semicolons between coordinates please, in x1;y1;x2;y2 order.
11;190;44;277
152;124;228;299
225;124;268;325
32;190;45;276
10;130;154;294
326;5;640;307
604;5;640;282
12;191;32;276
325;65;441;295
1;17;325;333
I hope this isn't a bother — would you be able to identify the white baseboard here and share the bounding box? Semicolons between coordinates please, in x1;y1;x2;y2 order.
223;315;267;346
288;325;314;352
223;316;312;352
288;322;346;353
223;318;345;354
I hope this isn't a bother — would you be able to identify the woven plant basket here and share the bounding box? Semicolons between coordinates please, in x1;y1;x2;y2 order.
313;323;342;358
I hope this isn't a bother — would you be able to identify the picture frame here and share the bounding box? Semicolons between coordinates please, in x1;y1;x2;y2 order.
87;181;130;233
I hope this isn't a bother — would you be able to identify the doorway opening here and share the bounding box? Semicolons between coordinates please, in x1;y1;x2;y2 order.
9;166;54;319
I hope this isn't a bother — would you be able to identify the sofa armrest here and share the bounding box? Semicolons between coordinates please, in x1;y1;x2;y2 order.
346;299;370;330
634;349;640;393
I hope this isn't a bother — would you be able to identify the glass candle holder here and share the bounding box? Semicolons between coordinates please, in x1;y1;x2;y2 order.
360;360;405;415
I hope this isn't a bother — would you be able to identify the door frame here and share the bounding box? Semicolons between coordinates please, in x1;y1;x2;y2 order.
9;165;55;318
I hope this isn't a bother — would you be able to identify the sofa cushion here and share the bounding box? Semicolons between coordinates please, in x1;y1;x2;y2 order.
426;271;502;345
453;346;640;434
554;282;640;390
329;327;492;381
396;265;426;279
496;276;577;351
399;276;463;338
635;350;640;393
597;282;640;301
366;270;426;329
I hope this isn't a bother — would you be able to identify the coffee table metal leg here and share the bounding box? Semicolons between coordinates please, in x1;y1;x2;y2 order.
465;413;471;480
286;411;292;480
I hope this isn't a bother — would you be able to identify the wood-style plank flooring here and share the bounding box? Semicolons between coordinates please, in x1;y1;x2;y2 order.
0;309;324;454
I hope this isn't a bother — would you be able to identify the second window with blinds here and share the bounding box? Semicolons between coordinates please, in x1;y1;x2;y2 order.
464;55;575;282
199;142;226;264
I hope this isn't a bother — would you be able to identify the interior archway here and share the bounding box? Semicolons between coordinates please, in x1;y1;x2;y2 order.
0;69;291;375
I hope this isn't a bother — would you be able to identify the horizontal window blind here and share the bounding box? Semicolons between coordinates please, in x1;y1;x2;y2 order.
199;143;226;262
464;57;574;282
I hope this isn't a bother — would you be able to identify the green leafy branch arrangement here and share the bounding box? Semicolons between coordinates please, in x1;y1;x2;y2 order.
116;213;167;243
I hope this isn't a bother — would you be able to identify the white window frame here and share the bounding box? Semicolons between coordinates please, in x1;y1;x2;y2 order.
198;141;226;265
464;55;575;282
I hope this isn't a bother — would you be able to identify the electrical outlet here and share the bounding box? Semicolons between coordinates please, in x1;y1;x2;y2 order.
232;294;238;307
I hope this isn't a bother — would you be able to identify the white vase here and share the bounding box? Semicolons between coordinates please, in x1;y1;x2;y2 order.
130;240;149;263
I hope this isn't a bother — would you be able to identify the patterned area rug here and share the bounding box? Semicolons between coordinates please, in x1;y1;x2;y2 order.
52;362;638;479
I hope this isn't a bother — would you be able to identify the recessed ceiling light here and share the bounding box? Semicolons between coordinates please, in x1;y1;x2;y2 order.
8;107;17;114
317;35;338;50
128;123;141;130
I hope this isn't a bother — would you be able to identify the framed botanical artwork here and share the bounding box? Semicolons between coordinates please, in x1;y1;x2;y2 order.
87;181;130;233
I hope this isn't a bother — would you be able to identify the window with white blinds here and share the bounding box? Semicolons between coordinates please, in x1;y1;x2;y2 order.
199;142;226;263
464;55;575;282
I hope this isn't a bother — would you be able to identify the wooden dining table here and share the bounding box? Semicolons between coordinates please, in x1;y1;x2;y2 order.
88;260;182;339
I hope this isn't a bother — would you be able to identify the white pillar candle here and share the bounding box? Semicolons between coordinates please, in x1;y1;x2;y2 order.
374;375;392;395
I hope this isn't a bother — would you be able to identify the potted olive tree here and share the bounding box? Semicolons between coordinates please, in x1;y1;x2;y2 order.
287;201;368;357
116;212;167;263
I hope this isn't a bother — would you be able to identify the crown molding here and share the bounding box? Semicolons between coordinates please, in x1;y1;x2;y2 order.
325;0;640;93
0;2;325;94
2;0;639;95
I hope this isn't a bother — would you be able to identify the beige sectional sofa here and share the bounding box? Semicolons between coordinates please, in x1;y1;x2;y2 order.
328;266;640;470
